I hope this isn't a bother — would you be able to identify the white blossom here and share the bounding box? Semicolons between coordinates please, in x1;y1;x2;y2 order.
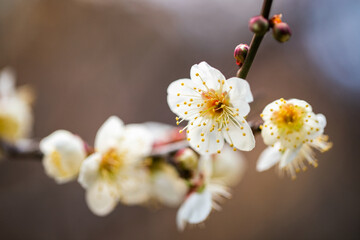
40;130;87;183
167;61;255;155
0;67;33;142
151;163;188;207
257;98;332;179
78;116;153;216
176;146;245;231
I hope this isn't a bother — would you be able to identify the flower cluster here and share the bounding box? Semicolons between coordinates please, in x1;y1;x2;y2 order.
40;115;246;230
34;62;332;230
0;0;334;231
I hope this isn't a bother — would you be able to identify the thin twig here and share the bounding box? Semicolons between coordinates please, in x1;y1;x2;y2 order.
237;0;273;79
0;139;43;161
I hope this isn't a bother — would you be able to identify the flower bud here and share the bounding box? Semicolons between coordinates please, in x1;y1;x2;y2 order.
249;16;269;35
174;148;198;170
40;130;87;184
234;44;249;67
272;22;292;42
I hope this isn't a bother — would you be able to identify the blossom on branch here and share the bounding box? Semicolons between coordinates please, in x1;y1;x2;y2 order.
40;130;87;183
167;62;255;155
78;116;153;216
257;98;332;179
176;146;246;231
0;68;33;142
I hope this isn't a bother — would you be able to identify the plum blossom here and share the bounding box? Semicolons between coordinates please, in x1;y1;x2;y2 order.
78;116;153;216
40;130;87;183
0;67;33;142
176;146;246;231
167;62;255;155
150;163;188;207
257;98;332;179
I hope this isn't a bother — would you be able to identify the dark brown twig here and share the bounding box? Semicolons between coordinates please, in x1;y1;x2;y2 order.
237;0;273;79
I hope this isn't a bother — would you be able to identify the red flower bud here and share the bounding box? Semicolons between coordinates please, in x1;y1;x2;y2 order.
234;44;249;67
272;22;292;43
249;16;269;35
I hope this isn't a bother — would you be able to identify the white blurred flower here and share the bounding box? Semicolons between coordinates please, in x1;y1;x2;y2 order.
257;98;332;179
78;116;153;216
40;130;87;184
210;144;246;186
167;61;255;155
176;146;245;231
0;67;33;142
151;163;188;207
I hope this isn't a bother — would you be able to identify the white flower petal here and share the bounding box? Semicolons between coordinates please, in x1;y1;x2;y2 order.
176;189;212;231
229;99;251;118
261;100;281;120
152;165;188;207
316;113;327;128
226;77;253;103
120;124;153;160
187;118;224;155
256;144;282;172
261;123;278;146
94;116;124;153
78;153;102;189
211;145;246;186
167;78;201;120
85;179;119;216
190;62;224;90
118;168;151;205
279;147;301;168
302;112;325;140
223;116;255;151
288;99;312;112
0;67;16;97
142;122;174;143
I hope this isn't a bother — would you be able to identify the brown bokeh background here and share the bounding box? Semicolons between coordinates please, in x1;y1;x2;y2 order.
0;0;359;239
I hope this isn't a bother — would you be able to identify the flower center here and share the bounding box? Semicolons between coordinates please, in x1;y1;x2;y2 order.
272;103;305;133
201;89;230;117
50;150;68;177
0;114;19;141
99;149;123;179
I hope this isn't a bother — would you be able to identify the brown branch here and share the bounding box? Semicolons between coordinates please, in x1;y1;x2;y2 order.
0;121;263;162
237;0;273;79
0;139;43;161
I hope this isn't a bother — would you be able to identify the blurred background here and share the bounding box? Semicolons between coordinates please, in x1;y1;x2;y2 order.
0;0;359;239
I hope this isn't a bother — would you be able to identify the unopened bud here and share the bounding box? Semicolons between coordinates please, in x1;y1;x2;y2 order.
272;22;292;42
234;44;249;67
249;16;269;35
174;148;198;170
